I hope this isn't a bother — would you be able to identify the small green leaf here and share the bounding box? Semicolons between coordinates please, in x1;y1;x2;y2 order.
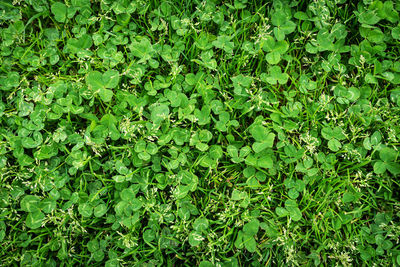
40;198;56;213
78;203;93;218
21;195;41;213
87;239;99;253
103;70;120;89
285;200;302;221
243;219;259;236
276;207;289;217
287;206;302;221
151;104;169;124
51;2;67;23
86;70;119;102
188;231;204;246
257;156;273;169
265;51;281;64
386;162;400;175
143;229;155;243
86;71;103;91
99;88;114;102
120;188;136;201
94;204;107;217
26;211;45;229
243;233;257;252
374;161;386;174
342;192;355;203
328;139;342;152
193;217;209;232
371;131;382;146
288;188;299;199
379;147;397;162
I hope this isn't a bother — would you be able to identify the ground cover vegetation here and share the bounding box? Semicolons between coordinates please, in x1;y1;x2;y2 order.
1;0;400;266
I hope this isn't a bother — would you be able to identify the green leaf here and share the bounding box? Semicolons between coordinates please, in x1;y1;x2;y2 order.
130;37;154;63
252;142;269;153
371;131;382;146
86;71;104;91
151;104;169;124
261;66;289;85
363;137;372;150
328;139;342;152
250;125;268;142
174;185;190;199
21;195;41;213
271;9;287;27
143;229;155;243
227;145;238;158
94;204;107;217
257;156;273;169
347;87;360;101
386;162;400;175
188;231;204;246
87;239;99;253
86;70;119;102
374;161;386;174
243;219;259;236
99;88;114;102
243;233;257;252
22;132;43;149
288;188;299;199
51;2;67;23
40;198;56;213
342;192;355;203
231;189;246;200
100;114;120;140
367;28;384;43
212;35;234;53
358;10;381;25
392;26;400;39
234;230;244;249
26;211;45;229
78;203;93;218
382;240;393;250
265;51;281;65
250;125;275;149
285;200;302;221
120;188;136;201
275;207;289;217
193;217;209;232
274;27;285;41
287;206;302;221
103;70;120;89
379;147;397;162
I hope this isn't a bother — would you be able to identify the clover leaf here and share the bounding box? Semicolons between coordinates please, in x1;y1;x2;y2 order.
51;2;67;23
86;70;120;102
25;211;45;229
212;35;234;53
249;124;275;153
129;37;155;64
261;66;289;85
374;147;400;175
334;85;360;104
231;74;252;95
151;104;169;124
235;219;259;252
271;9;296;41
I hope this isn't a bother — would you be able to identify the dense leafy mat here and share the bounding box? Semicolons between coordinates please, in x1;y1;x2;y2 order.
1;0;400;266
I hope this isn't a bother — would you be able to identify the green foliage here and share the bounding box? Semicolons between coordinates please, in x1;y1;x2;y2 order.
1;0;400;266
